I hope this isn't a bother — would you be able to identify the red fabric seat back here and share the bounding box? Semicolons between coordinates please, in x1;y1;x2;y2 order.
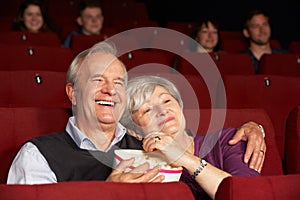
0;45;73;71
0;181;194;200
184;108;283;175
259;53;300;76
216;174;300;200
285;106;300;174
0;107;70;183
0;70;71;108
0;32;61;47
219;75;300;159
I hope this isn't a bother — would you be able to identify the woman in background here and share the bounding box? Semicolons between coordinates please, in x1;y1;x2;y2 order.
13;0;53;33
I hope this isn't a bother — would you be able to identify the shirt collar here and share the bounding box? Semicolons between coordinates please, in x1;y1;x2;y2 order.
65;116;127;152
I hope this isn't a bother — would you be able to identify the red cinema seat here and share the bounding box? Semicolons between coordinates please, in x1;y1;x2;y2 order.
70;33;113;56
210;52;255;75
288;41;300;53
0;70;71;108
119;49;176;71
174;52;255;76
166;21;197;36
184;108;283;175
220;30;244;40
0;32;62;47
0;45;73;72
259;53;300;76
215;174;300;200
285;106;300;174
219;75;300;160
0;181;194;200
0;107;70;183
10;70;71;108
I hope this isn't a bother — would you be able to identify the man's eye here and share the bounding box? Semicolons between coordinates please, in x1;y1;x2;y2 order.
115;81;124;86
93;78;103;82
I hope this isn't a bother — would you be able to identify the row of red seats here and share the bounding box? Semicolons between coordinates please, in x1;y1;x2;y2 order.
0;106;285;184
216;75;300;174
0;31;299;76
1;174;299;200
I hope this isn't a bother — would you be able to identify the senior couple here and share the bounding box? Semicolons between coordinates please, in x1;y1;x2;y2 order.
8;41;265;199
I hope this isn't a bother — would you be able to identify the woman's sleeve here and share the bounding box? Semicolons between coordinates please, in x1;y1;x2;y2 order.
219;128;260;176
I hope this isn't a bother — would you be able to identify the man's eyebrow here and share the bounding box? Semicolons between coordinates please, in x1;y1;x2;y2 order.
116;77;125;83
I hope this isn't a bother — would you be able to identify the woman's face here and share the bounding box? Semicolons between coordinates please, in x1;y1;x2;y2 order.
196;21;218;52
22;5;44;33
132;86;183;137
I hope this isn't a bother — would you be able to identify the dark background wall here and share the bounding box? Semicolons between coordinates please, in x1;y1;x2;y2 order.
145;0;299;49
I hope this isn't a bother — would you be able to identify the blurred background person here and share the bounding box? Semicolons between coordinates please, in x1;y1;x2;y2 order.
63;0;104;47
13;0;53;33
241;9;288;73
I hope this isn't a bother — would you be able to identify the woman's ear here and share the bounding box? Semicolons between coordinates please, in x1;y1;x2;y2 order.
66;83;76;105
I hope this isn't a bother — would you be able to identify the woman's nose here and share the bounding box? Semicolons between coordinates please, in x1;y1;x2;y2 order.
153;105;167;117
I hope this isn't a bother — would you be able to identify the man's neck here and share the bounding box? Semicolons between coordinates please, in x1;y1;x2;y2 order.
249;42;272;60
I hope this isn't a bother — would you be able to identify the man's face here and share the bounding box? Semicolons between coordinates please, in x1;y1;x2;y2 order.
245;14;271;45
79;7;104;35
73;52;126;132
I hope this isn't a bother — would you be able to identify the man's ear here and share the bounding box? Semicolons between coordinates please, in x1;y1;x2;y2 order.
66;83;76;105
242;28;250;38
76;16;83;26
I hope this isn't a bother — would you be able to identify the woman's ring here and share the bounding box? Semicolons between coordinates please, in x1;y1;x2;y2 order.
260;149;265;155
154;136;161;142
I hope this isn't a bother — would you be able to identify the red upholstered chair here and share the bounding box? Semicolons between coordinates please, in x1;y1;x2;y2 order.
10;70;71;108
285;106;300;174
215;174;300;200
259;53;300;76
0;181;194;200
166;21;197;36
210;52;255;75
0;107;70;183
175;52;255;76
0;45;73;71
184;108;283;175
288;41;300;53
219;75;300;160
220;30;244;40
0;70;71;108
119;49;176;71
70;32;116;56
0;32;62;47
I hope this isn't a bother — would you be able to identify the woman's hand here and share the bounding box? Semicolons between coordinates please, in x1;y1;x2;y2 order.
228;121;266;172
142;132;193;167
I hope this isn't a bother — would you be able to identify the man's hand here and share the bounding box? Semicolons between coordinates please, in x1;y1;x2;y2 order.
228;121;266;172
106;158;165;182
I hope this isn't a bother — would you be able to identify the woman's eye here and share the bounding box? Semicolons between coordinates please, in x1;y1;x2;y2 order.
164;99;171;103
144;108;151;114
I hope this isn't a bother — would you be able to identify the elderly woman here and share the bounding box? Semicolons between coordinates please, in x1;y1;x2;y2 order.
121;75;261;199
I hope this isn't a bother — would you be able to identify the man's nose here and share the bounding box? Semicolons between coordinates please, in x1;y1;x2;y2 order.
102;83;116;95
